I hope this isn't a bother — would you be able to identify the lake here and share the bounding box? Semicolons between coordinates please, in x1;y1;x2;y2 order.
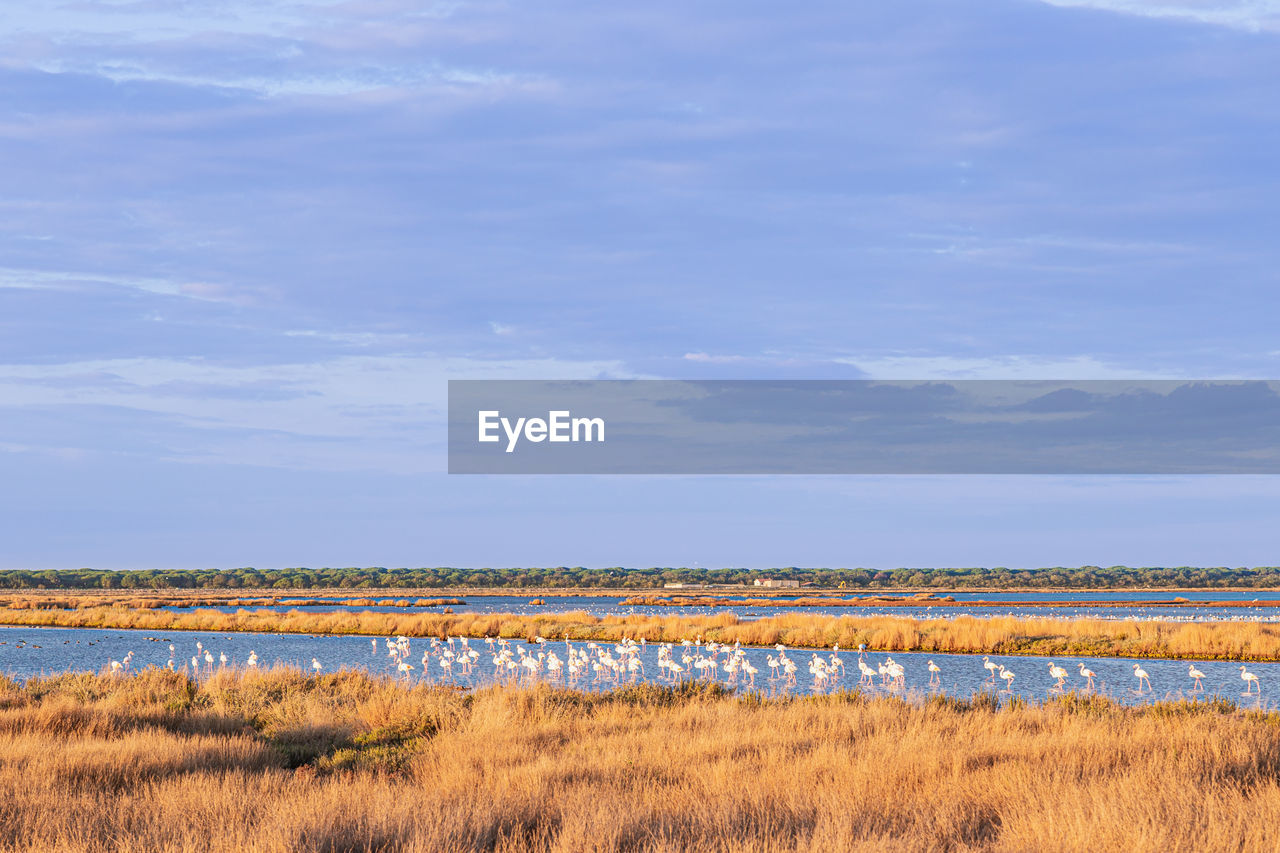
156;592;1280;623
1;624;1272;709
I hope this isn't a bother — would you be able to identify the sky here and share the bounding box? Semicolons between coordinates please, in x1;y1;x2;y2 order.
2;0;1280;569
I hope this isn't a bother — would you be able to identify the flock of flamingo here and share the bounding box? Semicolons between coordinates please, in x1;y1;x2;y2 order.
94;635;1266;698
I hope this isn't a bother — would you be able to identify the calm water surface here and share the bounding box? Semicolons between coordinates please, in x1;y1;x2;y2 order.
161;593;1280;623
1;625;1272;709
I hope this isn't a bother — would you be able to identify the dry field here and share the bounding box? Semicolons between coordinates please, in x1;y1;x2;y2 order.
6;602;1280;660
0;668;1278;851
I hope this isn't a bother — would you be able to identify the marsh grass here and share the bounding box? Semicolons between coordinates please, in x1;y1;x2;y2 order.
0;594;464;611
1;669;1280;851
621;593;1275;609
8;604;1280;661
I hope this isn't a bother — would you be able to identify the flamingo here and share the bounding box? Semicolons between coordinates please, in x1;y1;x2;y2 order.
998;665;1015;692
983;656;998;681
1077;662;1095;691
311;657;322;673
927;660;941;686
1047;662;1068;690
1188;664;1205;692
885;659;905;690
857;659;876;686
1132;663;1151;693
1240;666;1260;694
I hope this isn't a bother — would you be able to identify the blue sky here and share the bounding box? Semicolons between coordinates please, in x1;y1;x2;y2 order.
3;0;1280;569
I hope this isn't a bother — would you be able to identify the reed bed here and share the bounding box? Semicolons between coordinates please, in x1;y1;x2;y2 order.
0;595;464;611
621;593;955;607
8;605;1280;661
621;594;1280;609
0;668;1278;851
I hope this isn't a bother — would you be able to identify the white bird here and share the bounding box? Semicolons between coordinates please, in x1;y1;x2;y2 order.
1132;663;1151;693
1078;662;1095;691
983;656;998;681
1048;662;1068;690
998;665;1015;691
927;660;941;686
1188;664;1205;692
884;659;905;690
857;659;876;686
1240;665;1260;695
311;657;322;673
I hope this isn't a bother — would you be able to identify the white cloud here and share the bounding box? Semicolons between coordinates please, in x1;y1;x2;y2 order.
1032;0;1280;32
3;1;453;42
0;354;645;471
682;352;749;364
836;354;1191;380
3;1;546;100
27;58;541;98
0;267;256;304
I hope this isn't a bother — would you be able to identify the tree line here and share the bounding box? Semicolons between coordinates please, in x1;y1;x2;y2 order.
1;565;1280;590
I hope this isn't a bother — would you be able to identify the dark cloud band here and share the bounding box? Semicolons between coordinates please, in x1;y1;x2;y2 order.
449;379;1280;474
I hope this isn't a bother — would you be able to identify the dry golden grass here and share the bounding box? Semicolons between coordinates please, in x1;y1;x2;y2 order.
7;604;1280;661
0;669;1279;851
0;594;464;611
620;593;1280;609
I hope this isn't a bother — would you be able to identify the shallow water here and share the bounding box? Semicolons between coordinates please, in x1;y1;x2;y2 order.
1;624;1272;709
159;594;1280;623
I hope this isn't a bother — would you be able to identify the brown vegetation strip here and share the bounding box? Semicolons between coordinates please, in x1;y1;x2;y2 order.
0;668;1277;851
621;594;1280;608
0;595;464;610
6;606;1280;661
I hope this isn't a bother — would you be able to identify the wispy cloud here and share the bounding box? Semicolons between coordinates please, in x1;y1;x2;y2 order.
1032;0;1280;32
27;58;544;98
0;267;258;304
0;354;642;471
836;355;1192;381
